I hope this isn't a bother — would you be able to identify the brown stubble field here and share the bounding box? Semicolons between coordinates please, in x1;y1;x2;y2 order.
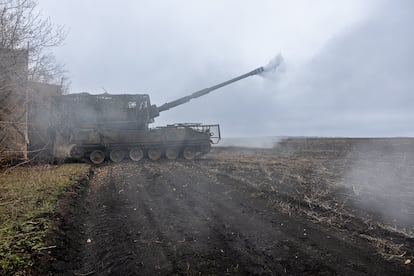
40;138;414;275
214;138;414;262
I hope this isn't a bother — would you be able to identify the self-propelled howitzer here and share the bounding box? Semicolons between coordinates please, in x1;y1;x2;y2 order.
52;66;264;164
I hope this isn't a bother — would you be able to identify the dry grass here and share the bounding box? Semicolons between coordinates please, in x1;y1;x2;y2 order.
210;148;414;264
360;234;406;261
0;163;90;275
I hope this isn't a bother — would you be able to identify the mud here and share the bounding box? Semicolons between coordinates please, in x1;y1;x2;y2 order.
46;138;414;275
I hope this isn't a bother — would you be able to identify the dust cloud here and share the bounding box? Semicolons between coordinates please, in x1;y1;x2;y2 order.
216;137;281;149
341;140;414;229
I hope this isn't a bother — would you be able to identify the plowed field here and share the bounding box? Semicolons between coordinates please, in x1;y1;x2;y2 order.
45;138;414;275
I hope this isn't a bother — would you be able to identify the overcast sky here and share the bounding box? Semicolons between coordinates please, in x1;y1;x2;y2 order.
40;0;413;137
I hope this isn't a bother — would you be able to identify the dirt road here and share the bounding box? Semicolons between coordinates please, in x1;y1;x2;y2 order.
47;139;414;275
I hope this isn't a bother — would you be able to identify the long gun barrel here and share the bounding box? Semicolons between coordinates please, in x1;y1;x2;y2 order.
154;67;264;116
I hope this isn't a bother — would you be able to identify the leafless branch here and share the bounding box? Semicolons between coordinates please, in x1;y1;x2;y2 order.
0;0;68;84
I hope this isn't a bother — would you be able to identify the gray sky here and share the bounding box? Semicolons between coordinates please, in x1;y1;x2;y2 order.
40;0;413;137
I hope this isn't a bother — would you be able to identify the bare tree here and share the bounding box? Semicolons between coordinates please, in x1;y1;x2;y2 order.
0;0;67;164
0;0;67;84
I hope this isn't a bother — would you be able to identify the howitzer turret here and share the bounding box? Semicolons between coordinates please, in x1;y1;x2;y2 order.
52;66;266;164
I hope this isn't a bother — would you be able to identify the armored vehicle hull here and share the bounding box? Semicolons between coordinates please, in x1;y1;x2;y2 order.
61;123;220;164
52;93;220;164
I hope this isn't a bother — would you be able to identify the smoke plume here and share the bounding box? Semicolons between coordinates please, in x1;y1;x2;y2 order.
260;53;285;79
341;139;414;230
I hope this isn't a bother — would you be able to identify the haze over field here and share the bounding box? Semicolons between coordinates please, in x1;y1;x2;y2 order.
40;0;414;137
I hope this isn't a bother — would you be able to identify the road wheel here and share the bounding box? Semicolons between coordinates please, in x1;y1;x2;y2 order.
90;150;105;164
129;148;144;161
148;148;162;161
165;148;179;160
200;144;211;154
70;145;84;159
110;149;124;163
183;147;197;160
